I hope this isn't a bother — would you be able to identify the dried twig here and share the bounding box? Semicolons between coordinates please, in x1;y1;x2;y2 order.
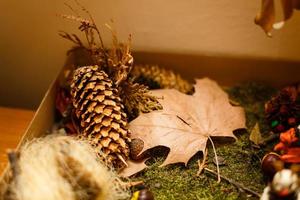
204;168;261;198
197;148;208;176
58;31;84;47
259;133;279;146
60;1;107;62
121;180;144;189
73;0;106;51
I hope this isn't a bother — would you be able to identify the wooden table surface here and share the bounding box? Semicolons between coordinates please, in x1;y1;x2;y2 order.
0;107;35;172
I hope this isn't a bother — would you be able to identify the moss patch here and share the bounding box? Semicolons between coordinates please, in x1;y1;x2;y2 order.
129;82;277;200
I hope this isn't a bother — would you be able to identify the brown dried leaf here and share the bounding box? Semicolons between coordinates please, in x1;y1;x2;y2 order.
249;123;263;145
119;160;148;177
255;0;275;37
124;78;245;175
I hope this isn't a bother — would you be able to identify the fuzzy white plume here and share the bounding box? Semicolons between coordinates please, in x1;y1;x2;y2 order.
6;134;129;200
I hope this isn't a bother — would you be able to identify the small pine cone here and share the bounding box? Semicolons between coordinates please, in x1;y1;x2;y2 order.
131;65;194;94
265;83;300;133
70;65;130;168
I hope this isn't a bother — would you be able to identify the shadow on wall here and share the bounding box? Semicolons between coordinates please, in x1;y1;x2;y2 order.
1;49;300;109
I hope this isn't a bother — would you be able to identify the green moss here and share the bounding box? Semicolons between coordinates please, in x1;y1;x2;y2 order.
129;82;277;200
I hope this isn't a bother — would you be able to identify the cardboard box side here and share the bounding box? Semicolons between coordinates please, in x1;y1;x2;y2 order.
0;77;57;197
17;82;56;146
134;52;300;87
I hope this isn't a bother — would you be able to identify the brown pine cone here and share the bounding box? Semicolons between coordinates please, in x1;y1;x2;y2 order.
70;65;130;168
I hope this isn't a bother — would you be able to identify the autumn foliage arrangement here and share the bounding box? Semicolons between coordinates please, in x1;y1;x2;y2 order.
4;1;300;199
51;2;300;199
49;1;254;198
57;8;247;178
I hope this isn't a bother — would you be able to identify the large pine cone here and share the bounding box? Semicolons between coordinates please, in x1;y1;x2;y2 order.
70;65;130;168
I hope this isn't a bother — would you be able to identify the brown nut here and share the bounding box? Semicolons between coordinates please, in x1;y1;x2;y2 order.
261;152;283;180
130;138;145;160
131;189;154;200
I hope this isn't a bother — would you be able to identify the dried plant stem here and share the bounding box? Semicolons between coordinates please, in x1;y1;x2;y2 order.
259;133;279;146
204;168;261;198
74;0;106;51
120;181;144;189
197;148;208;176
64;2;80;17
207;136;221;183
117;154;128;167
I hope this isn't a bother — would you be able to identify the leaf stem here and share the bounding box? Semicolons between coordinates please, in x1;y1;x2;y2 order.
207;136;220;183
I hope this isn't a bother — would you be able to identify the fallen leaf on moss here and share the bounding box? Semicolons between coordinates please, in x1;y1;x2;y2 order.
120;160;148;177
249;123;263;145
255;0;300;36
124;78;246;175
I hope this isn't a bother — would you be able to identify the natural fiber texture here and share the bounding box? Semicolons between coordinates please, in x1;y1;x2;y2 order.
131;65;194;94
70;65;130;168
4;134;129;200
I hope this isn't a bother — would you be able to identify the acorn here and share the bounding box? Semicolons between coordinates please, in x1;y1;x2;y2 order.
131;189;154;200
130;138;145;160
261;152;283;180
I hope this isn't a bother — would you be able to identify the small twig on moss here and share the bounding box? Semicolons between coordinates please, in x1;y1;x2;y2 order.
259;133;279;146
197;148;208;176
204;168;261;198
121;180;144;189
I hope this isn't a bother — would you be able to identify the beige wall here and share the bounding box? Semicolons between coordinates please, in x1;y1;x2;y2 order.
1;0;300;109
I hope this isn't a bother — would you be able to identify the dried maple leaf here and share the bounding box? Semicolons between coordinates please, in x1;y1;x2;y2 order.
120;160;148;177
122;78;245;176
255;0;300;36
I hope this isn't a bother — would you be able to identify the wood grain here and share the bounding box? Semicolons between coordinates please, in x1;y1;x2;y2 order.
0;107;34;172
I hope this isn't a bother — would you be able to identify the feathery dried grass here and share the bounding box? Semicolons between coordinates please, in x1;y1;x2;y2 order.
5;134;129;200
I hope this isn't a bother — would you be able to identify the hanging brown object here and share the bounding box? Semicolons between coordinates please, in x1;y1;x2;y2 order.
70;65;131;168
131;65;194;94
255;0;300;36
